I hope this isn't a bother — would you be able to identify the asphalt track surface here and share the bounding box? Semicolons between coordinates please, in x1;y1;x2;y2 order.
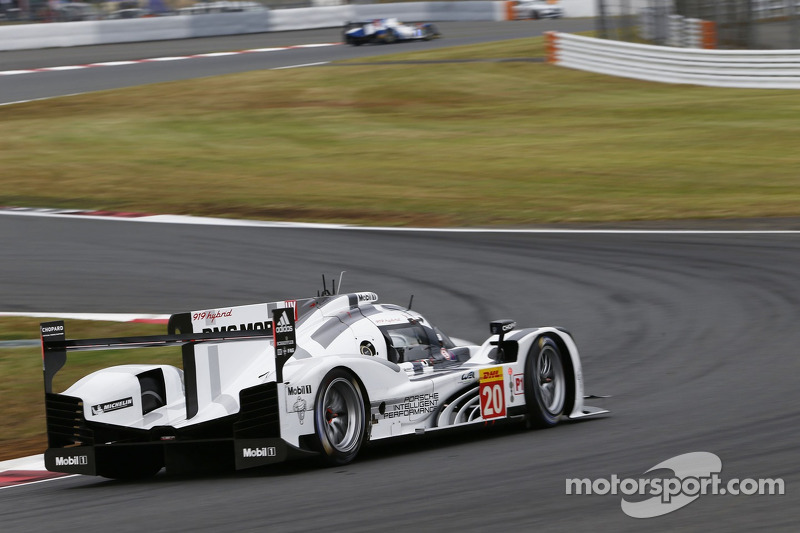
1;20;798;533
1;215;799;532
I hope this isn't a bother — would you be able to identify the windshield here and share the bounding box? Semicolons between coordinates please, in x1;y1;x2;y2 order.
379;323;436;363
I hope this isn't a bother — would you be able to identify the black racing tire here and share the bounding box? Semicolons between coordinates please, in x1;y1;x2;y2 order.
384;28;397;44
313;369;367;466
524;336;566;428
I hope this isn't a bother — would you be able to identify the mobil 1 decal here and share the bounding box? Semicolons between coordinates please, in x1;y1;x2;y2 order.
479;366;506;421
273;307;296;382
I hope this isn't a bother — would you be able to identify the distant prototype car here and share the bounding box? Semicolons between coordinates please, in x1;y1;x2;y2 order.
513;0;564;19
344;18;441;46
40;283;606;479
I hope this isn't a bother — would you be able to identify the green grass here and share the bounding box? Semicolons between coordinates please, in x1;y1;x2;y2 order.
339;36;549;61
1;37;799;225
0;319;174;461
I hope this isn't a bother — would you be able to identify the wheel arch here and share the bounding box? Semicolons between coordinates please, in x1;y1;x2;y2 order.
326;365;374;443
517;327;585;419
541;332;577;419
309;365;371;465
329;365;371;410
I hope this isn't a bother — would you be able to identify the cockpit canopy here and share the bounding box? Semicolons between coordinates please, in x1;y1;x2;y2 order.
376;317;455;364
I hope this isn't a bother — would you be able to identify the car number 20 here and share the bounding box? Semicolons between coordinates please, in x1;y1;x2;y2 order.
479;366;506;420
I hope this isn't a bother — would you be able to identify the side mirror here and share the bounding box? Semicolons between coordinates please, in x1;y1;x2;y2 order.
489;319;516;336
489;320;516;363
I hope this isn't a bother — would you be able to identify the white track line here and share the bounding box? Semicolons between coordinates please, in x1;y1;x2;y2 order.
88;61;139;67
272;61;329;70
0;209;799;234
0;475;80;491
0;92;91;107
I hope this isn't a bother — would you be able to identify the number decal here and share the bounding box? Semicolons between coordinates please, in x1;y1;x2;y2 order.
479;366;506;420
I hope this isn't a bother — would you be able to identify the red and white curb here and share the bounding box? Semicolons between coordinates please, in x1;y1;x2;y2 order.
0;455;75;490
2;205;800;234
0;205;347;229
0;43;339;77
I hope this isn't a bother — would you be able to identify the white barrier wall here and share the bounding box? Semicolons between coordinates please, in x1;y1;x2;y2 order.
558;0;598;18
556;0;663;18
0;2;512;51
266;2;505;32
97;16;196;44
550;31;800;89
184;11;270;37
267;6;349;32
1;20;98;49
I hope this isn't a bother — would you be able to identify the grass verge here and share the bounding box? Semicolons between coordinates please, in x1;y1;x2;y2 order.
1;37;799;225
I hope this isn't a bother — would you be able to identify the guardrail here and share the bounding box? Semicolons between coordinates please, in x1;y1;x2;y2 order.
546;31;800;89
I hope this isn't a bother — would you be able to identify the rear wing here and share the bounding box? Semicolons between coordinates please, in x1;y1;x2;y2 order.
40;306;297;395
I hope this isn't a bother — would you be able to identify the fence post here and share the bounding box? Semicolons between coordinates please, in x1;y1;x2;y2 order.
686;18;700;47
596;0;608;39
668;14;685;47
545;31;558;63
505;1;515;21
700;19;717;49
789;0;800;49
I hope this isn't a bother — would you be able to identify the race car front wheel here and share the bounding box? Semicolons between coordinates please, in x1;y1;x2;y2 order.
314;369;367;465
524;336;566;428
423;24;439;41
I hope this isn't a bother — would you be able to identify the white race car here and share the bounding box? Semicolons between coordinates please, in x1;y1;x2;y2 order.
41;283;607;478
512;0;564;20
343;18;440;46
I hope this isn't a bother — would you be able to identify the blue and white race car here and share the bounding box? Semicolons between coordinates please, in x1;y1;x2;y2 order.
40;282;606;478
344;18;440;46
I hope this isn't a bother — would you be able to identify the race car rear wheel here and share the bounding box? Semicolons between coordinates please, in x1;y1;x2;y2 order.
313;369;367;465
524;336;566;428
